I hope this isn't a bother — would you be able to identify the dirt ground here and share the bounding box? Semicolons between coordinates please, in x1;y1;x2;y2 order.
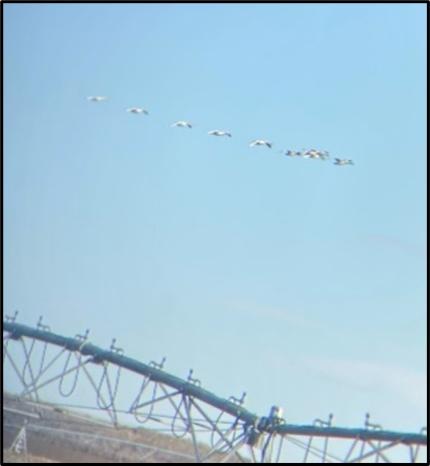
3;394;243;463
3;451;59;463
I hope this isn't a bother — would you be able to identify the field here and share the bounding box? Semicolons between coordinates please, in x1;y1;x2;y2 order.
3;393;238;463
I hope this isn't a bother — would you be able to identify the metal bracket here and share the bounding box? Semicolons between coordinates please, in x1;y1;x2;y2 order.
229;391;247;406
36;316;51;332
187;369;201;387
149;357;166;370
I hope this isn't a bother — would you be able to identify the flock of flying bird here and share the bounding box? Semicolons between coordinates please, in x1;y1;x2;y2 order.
87;96;354;166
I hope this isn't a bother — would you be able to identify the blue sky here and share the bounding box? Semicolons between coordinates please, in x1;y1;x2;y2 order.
4;3;426;435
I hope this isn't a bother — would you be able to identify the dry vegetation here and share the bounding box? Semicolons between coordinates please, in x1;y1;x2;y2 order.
3;394;243;463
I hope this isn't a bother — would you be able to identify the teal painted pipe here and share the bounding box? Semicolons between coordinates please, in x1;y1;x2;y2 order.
3;321;257;425
4;321;427;446
276;424;427;445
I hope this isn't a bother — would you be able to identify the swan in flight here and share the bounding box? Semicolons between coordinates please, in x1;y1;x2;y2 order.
280;150;299;157
208;130;232;137
250;140;272;149
302;149;330;160
302;149;320;159
334;158;354;166
171;121;192;128
127;107;149;115
87;96;107;102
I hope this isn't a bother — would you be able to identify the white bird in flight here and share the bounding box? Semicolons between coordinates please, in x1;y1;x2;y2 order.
171;121;192;128
302;149;319;159
126;107;149;115
208;130;232;138
302;149;330;160
87;96;107;102
250;139;272;149
334;158;354;166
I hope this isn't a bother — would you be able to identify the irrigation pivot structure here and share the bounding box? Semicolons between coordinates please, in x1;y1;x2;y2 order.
3;314;427;463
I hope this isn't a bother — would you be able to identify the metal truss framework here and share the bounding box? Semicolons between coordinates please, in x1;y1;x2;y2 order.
3;316;427;463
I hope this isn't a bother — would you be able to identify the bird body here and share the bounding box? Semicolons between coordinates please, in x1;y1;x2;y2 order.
250;139;272;148
208;130;232;137
127;107;149;115
334;158;354;166
281;150;301;157
87;96;107;102
303;149;319;159
171;121;192;128
302;149;330;160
